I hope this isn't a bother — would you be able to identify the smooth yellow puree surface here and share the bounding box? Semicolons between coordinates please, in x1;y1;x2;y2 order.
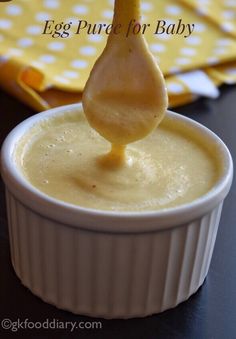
18;112;219;211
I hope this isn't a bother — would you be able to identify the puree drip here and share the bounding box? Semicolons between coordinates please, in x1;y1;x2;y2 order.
18;112;219;212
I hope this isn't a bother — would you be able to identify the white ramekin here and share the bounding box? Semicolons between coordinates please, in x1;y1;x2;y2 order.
0;104;233;319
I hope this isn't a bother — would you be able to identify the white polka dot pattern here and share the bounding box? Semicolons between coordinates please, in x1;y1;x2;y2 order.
62;70;79;78
35;12;52;22
150;44;166;53
6;4;22;16
72;5;89;15
0;19;12;29
79;46;97;56
39;55;56;64
43;0;59;9
26;25;42;35
71;60;88;69
165;5;182;15
0;0;235;107
167;82;185;94
48;42;65;51
17;38;34;48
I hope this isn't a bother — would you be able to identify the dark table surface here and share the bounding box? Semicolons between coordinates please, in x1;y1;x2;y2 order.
0;86;235;339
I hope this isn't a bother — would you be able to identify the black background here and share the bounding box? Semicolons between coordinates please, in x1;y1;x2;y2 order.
0;86;236;339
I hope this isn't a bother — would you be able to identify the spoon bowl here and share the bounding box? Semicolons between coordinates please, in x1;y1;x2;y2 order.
82;0;168;145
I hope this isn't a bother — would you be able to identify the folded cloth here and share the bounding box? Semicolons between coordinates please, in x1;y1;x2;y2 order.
0;0;236;111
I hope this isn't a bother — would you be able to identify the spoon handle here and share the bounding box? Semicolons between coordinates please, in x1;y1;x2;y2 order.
113;0;141;26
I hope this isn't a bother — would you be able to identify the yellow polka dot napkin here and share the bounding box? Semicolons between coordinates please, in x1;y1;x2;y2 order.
0;0;236;110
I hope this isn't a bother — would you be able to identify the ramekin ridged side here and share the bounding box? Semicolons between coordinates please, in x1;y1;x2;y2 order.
6;187;223;319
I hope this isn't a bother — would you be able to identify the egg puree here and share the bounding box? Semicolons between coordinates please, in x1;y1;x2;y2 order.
18;111;219;212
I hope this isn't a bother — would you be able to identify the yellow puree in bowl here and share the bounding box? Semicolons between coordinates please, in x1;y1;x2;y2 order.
18;112;219;212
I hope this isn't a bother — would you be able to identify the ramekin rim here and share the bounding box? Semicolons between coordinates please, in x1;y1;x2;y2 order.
1;103;234;233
